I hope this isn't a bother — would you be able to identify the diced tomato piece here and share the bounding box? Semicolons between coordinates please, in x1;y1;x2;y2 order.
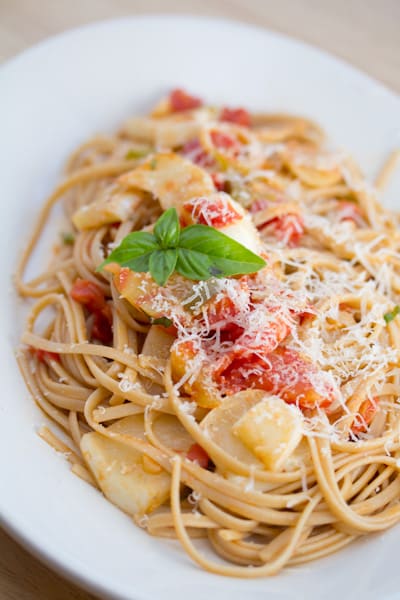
234;313;291;357
351;398;379;434
186;443;210;469
211;172;226;192
183;195;242;228
32;348;60;363
210;130;238;151
219;323;246;344
71;279;107;313
220;107;251;128
181;138;215;168
91;312;113;345
260;214;304;247
219;347;335;410
337;201;364;226
169;88;202;112
71;278;113;344
250;198;269;213
298;308;316;326
206;295;238;326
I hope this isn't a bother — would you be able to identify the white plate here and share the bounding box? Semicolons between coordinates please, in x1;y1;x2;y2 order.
1;15;400;600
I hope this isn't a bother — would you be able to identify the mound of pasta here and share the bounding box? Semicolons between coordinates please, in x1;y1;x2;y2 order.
16;88;400;577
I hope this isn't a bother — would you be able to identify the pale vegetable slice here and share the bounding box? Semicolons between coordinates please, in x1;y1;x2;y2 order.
118;152;214;211
81;414;193;516
72;187;141;230
81;420;169;516
152;414;194;453
170;340;222;409
141;325;175;359
214;194;261;254
122;108;214;148
113;270;161;319
112;268;192;320
232;395;303;471
221;214;261;254
200;390;266;467
111;414;193;454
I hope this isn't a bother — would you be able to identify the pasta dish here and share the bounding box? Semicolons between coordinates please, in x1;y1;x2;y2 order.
16;88;400;576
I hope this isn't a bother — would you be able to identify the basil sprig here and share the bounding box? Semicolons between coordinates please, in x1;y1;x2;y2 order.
99;207;265;286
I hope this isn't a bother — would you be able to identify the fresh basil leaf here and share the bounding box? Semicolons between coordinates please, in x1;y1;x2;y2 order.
384;305;400;324
176;248;215;280
97;208;265;285
151;316;173;328
98;231;159;271
154;207;180;248
149;249;178;286
179;224;266;277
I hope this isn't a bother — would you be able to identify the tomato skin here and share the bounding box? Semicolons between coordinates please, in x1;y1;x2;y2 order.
260;214;304;247
70;279;112;344
32;348;60;363
220;107;251;128
250;198;269;213
218;347;335;410
186;443;210;469
207;295;237;326
211;172;226;192
70;279;107;313
91;312;113;345
182;138;215;168
169;88;202;112
351;398;379;434
183;195;242;228
337;201;364;225
210;130;238;150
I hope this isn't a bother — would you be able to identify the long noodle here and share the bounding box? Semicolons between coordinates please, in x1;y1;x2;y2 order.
16;92;400;576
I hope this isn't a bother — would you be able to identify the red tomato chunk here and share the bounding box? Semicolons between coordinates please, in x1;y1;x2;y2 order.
184;196;242;228
220;107;251;128
210;130;238;150
70;279;113;344
219;347;335;410
32;348;60;363
170;88;203;112
351;398;379;435
261;214;304;247
186;443;210;469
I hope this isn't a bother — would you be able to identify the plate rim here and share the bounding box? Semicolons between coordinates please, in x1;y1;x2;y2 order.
1;13;400;600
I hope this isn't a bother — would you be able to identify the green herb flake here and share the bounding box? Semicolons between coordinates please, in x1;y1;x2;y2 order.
150;158;158;170
151;317;173;328
384;305;400;324
97;207;266;287
125;148;152;160
61;232;75;245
